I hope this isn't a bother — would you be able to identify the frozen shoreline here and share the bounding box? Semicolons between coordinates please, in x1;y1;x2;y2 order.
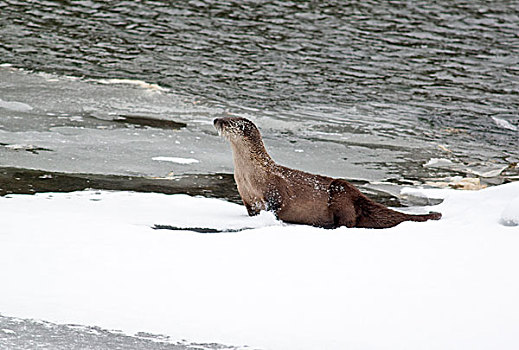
0;314;234;350
2;66;517;188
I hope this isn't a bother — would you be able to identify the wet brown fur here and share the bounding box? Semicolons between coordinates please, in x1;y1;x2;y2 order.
214;117;441;229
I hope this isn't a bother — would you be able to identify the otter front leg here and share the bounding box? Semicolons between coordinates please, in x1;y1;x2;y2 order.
263;189;283;220
243;200;261;216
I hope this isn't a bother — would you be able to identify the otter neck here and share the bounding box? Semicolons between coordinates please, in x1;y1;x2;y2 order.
229;139;274;171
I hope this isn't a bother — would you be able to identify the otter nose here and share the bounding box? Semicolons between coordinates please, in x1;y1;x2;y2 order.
213;118;225;132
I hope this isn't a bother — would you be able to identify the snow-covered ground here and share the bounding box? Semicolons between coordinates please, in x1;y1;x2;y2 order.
1;182;518;349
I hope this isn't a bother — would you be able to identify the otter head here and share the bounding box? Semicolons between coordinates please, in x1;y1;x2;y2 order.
214;117;263;145
214;117;271;163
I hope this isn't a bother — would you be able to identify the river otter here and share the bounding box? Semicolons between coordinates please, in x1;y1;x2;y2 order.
214;117;441;229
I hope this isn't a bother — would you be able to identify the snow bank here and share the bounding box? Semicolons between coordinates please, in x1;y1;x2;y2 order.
1;182;518;349
501;197;519;226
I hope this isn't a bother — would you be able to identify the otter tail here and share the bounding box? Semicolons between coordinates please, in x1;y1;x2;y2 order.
356;197;442;229
328;179;441;229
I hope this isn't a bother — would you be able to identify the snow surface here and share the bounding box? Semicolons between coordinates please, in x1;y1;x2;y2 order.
152;156;200;165
1;182;518;350
88;78;169;92
0;98;33;112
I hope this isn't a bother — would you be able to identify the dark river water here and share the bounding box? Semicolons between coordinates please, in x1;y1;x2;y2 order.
0;0;518;198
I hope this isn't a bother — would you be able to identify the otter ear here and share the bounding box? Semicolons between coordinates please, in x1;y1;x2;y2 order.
242;126;255;138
